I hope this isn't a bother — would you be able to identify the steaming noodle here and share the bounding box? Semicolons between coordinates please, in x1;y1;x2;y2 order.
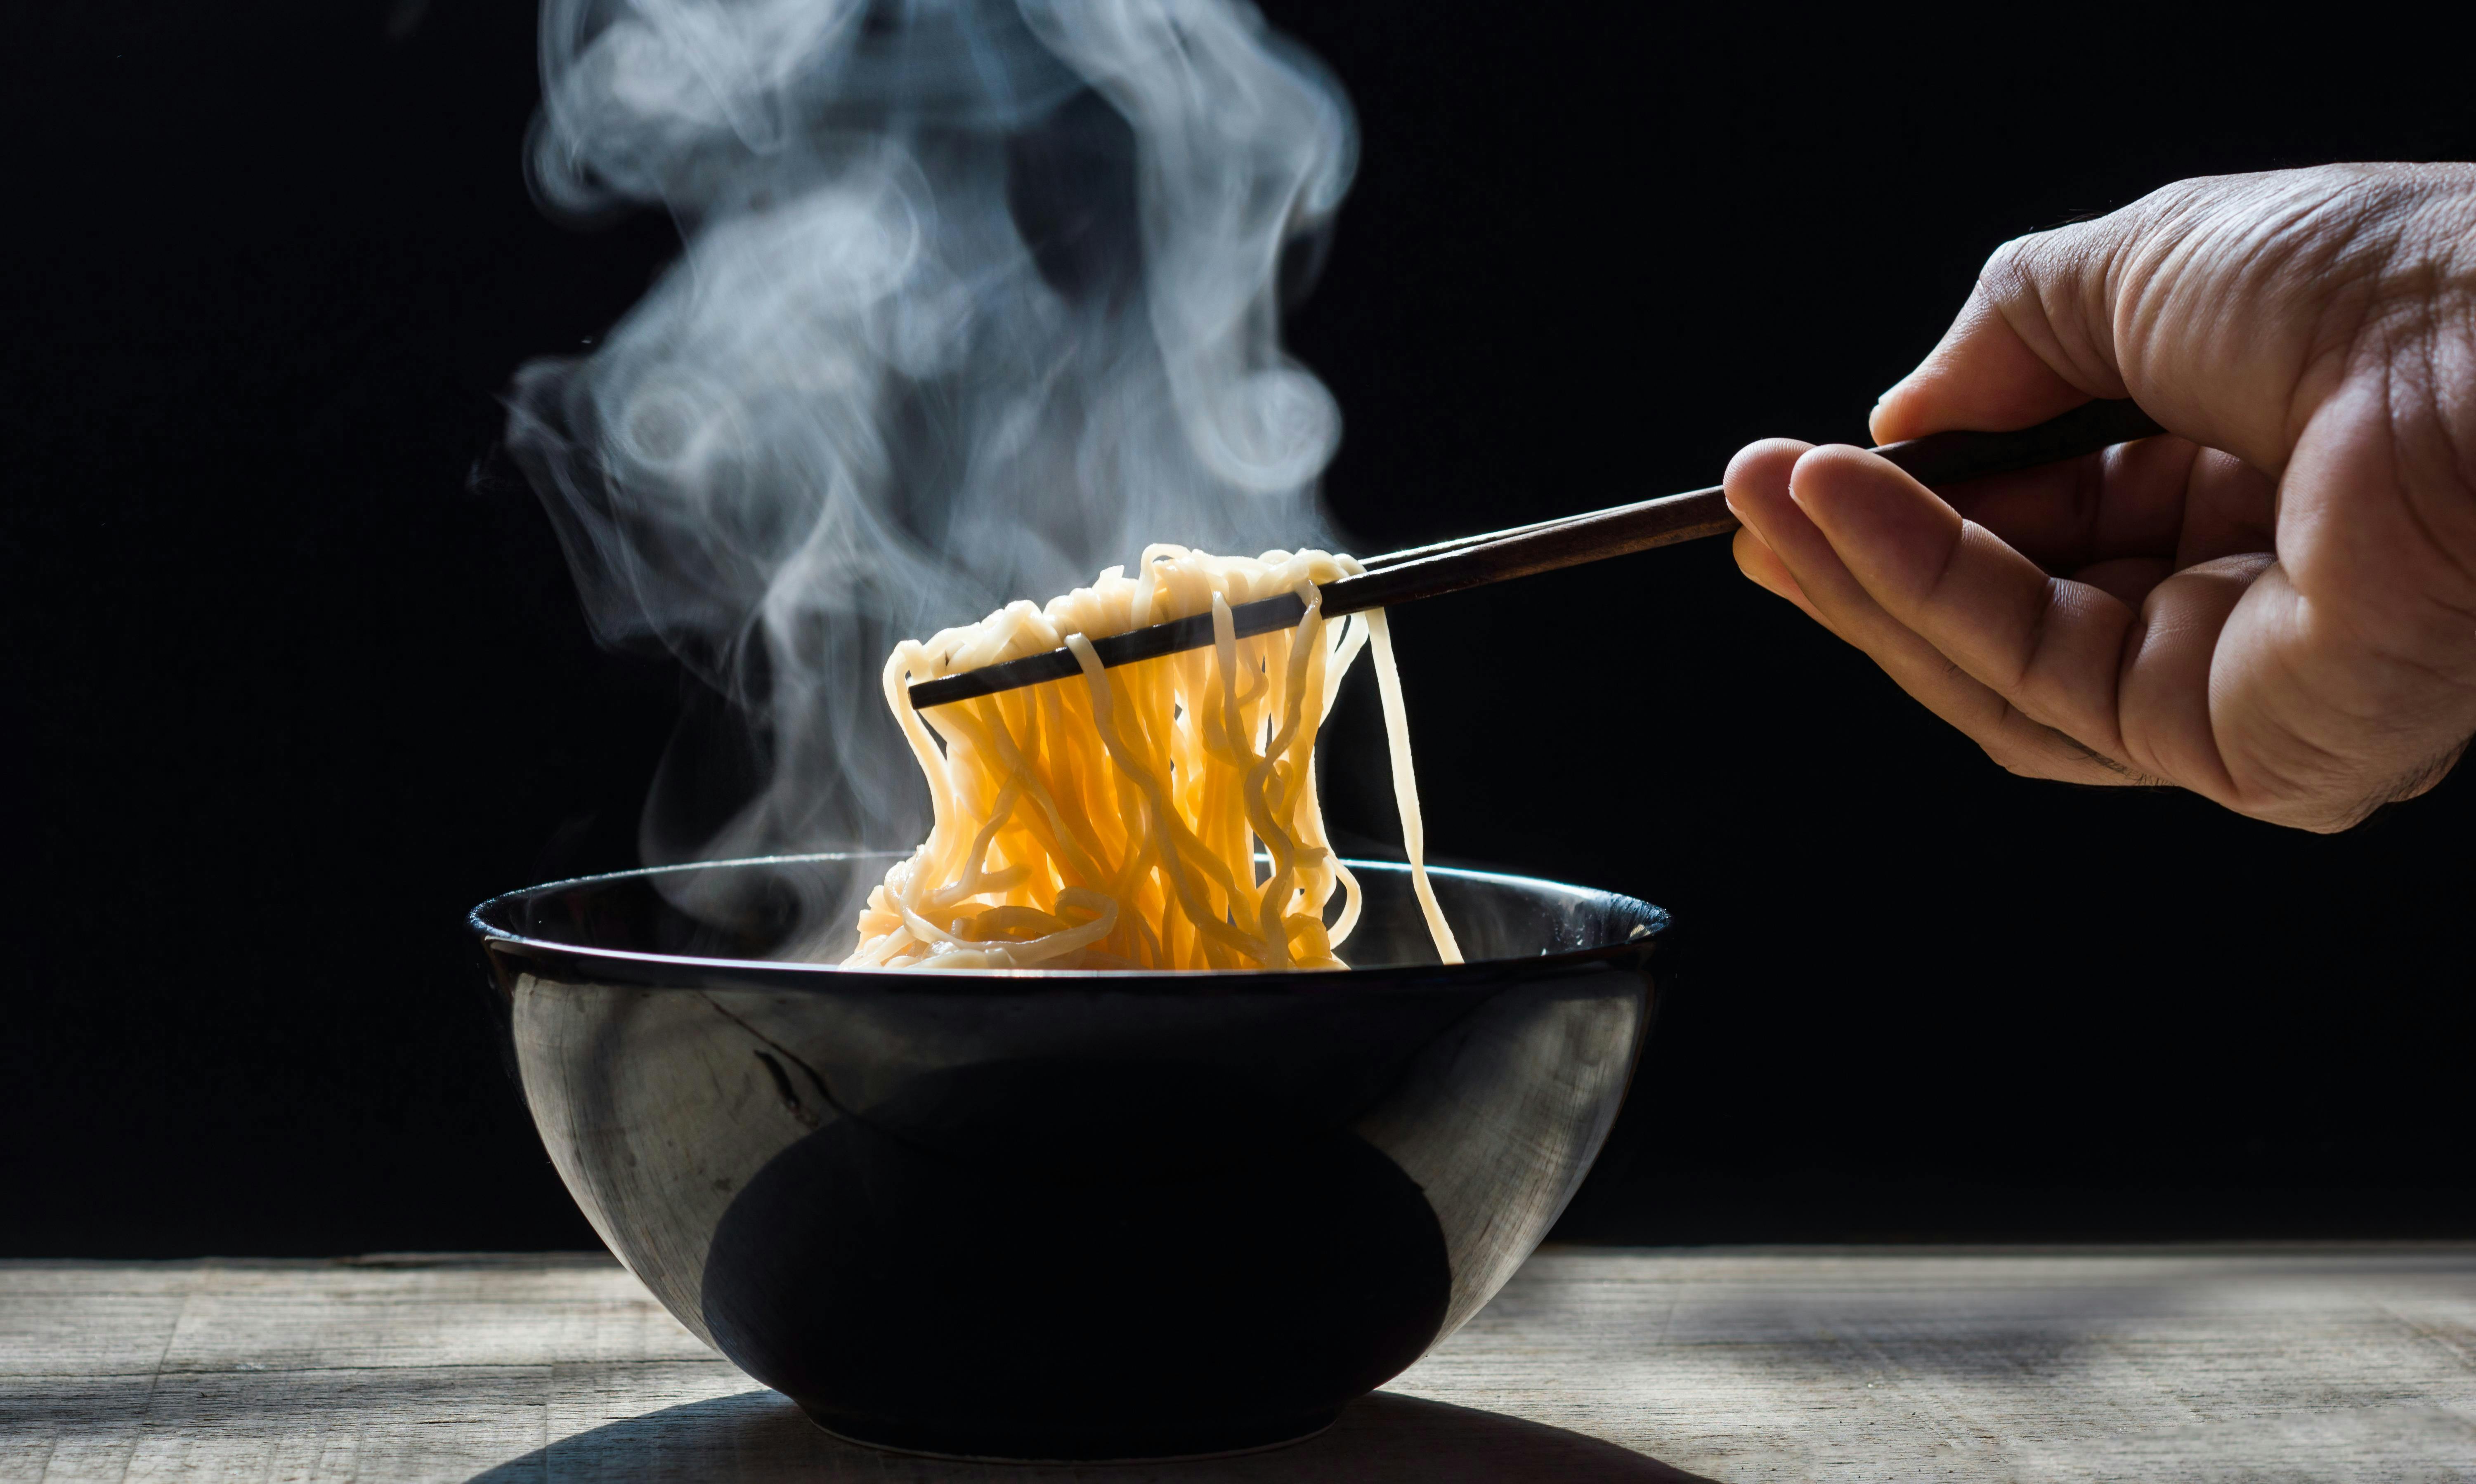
847;547;1460;972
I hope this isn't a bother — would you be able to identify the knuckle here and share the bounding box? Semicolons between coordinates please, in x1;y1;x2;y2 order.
1977;232;2046;298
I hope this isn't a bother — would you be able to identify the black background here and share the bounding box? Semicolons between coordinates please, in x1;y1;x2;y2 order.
7;3;2474;1258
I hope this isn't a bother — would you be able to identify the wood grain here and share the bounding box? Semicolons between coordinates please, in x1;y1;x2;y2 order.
5;1247;2472;1482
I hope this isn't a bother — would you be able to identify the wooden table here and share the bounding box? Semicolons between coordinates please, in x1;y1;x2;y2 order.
6;1247;2473;1482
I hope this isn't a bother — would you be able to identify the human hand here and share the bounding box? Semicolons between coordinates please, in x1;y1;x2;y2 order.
1726;164;2476;831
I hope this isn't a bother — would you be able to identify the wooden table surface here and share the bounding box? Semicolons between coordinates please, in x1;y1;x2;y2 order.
5;1246;2474;1483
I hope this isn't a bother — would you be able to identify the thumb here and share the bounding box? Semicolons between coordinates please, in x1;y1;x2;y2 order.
1863;168;2433;469
1866;278;2120;445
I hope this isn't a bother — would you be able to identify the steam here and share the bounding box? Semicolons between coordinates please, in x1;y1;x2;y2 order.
507;0;1357;878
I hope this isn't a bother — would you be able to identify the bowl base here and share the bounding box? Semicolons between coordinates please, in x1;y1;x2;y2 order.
799;1404;1341;1463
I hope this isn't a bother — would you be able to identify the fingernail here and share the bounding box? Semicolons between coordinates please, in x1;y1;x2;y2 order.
1867;385;1908;443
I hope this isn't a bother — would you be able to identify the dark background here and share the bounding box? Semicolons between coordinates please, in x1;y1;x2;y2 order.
7;3;2474;1257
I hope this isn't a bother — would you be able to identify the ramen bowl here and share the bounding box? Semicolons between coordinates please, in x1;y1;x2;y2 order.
470;852;1665;1461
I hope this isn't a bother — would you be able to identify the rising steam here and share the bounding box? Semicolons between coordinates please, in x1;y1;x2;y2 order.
507;0;1357;877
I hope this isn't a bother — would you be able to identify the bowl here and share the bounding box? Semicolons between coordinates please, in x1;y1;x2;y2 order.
470;852;1666;1461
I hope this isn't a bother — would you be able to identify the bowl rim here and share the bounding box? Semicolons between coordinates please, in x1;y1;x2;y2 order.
470;852;1667;994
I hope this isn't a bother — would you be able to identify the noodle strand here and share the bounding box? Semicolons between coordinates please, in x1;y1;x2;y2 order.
847;547;1458;971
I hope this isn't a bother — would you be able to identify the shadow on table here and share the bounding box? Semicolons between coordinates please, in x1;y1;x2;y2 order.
467;1389;1713;1483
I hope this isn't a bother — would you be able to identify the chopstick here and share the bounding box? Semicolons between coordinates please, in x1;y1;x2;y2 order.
907;399;2165;710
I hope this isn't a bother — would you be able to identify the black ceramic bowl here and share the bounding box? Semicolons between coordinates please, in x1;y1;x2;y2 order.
471;852;1666;1461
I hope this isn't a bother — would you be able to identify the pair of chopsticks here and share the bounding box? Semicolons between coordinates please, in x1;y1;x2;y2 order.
906;398;2165;710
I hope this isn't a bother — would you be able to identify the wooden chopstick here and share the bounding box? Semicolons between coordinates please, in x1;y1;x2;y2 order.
907;399;2165;710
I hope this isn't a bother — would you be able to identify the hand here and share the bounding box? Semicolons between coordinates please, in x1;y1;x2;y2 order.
1726;164;2476;831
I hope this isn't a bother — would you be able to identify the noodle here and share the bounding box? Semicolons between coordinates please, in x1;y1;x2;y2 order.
845;546;1461;971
